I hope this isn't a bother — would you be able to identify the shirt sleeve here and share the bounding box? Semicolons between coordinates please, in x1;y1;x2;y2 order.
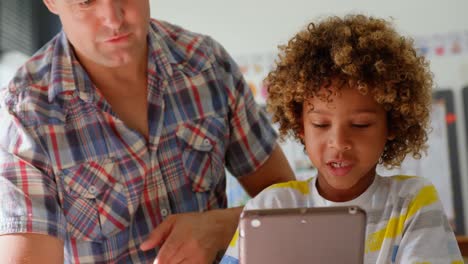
208;37;278;178
395;182;463;263
0;102;67;241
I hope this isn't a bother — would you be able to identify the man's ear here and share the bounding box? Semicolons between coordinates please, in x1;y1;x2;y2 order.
387;131;396;141
43;0;59;15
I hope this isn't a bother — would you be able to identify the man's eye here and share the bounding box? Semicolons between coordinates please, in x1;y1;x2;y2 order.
78;0;94;7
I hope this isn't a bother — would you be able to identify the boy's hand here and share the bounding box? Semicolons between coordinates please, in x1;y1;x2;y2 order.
140;208;242;264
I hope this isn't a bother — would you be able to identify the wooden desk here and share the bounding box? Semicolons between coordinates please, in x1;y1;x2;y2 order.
457;236;468;256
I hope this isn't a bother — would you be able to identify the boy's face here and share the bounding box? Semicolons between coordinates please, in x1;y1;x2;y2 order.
44;0;150;68
302;84;389;202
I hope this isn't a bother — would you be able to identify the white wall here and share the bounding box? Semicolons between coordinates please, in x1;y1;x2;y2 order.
150;0;467;52
150;0;468;94
0;52;29;88
150;0;468;230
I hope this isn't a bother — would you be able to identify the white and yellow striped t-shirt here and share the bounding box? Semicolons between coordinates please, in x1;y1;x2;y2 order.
221;175;463;264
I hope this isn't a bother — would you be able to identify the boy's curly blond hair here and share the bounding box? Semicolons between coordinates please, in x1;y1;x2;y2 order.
266;14;433;168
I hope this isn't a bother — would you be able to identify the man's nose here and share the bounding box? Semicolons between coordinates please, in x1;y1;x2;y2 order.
99;1;124;30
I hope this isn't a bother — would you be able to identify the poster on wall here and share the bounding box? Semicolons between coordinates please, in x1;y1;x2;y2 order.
234;52;276;105
414;30;468;58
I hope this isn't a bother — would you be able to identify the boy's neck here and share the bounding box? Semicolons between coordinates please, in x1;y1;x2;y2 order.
316;172;376;202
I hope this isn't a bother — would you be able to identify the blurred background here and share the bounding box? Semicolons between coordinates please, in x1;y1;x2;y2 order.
1;0;468;235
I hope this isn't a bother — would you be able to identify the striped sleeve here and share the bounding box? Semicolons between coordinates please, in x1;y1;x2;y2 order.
365;177;463;263
395;181;462;263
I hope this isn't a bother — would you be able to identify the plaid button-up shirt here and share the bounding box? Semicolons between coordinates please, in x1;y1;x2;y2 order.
0;19;277;263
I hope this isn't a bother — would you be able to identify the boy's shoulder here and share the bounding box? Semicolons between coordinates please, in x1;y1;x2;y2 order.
379;175;438;201
383;175;432;189
245;178;314;210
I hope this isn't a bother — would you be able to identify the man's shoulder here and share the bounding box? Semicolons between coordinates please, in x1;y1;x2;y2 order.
1;37;63;128
2;39;58;110
150;19;208;43
148;19;220;70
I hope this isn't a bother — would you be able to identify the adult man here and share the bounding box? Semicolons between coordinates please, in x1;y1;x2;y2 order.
0;0;295;263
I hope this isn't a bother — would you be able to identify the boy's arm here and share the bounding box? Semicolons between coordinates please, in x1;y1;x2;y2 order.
0;234;63;263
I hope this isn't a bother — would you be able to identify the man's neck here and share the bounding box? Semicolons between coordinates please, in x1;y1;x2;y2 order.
75;48;148;93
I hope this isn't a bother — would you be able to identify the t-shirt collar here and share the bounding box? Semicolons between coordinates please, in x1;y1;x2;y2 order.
311;174;380;208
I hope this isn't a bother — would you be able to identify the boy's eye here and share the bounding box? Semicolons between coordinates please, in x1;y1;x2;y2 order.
352;124;370;128
312;123;329;128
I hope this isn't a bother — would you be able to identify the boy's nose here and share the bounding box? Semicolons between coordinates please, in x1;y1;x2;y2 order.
328;128;352;151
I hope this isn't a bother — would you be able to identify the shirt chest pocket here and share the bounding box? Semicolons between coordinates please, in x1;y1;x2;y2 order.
60;159;131;241
176;116;227;194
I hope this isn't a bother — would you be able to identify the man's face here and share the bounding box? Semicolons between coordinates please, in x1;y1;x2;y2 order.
46;0;150;67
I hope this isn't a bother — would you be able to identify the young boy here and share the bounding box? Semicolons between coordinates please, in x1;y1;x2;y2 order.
221;14;463;263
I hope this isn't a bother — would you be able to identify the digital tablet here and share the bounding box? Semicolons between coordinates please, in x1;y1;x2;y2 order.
239;206;366;264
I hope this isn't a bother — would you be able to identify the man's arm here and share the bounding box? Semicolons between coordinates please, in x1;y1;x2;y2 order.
141;143;294;263
237;142;295;196
0;234;63;263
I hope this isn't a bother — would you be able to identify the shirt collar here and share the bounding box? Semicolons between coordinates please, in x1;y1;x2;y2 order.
148;19;213;78
48;19;212;103
147;20;174;80
311;174;380;208
48;31;95;103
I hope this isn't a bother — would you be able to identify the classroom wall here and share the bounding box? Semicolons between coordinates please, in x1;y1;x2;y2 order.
0;51;28;88
150;0;468;230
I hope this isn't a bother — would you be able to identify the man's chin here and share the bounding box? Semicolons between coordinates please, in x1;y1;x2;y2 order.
102;55;133;68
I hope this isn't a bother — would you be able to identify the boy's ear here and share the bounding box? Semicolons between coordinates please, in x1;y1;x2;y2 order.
298;129;304;140
43;0;59;15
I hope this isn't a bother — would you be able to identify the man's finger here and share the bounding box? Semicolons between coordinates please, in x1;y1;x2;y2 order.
140;216;175;251
155;231;185;264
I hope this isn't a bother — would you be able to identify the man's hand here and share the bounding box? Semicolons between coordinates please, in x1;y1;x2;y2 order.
140;207;242;264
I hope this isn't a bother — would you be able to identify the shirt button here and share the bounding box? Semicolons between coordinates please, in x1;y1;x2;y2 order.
203;138;211;146
79;92;89;101
89;185;97;195
161;208;168;217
